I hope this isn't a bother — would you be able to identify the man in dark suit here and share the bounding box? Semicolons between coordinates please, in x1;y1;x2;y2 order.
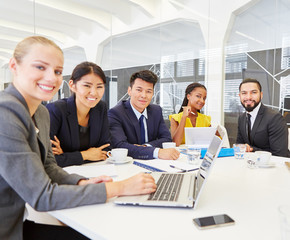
108;70;180;160
236;78;289;157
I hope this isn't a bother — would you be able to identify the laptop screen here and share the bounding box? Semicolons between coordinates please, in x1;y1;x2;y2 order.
184;127;216;148
194;126;225;200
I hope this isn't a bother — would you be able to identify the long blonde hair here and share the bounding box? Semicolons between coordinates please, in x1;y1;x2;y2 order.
13;36;63;63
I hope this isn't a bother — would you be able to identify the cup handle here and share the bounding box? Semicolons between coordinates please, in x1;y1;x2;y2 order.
106;151;112;158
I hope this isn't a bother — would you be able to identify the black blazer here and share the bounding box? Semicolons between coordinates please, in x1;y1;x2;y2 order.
237;103;289;157
46;95;111;167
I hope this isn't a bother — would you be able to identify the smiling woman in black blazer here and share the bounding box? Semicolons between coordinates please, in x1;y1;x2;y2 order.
46;62;111;167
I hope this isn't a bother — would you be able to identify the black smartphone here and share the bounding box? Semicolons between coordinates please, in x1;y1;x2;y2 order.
193;214;235;229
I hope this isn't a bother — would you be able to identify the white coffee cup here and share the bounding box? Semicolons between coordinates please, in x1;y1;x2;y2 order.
107;148;128;162
162;142;176;149
256;151;272;165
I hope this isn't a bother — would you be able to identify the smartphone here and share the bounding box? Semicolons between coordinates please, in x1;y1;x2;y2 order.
193;214;235;229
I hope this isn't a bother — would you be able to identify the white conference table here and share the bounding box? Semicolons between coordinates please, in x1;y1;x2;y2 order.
47;155;290;240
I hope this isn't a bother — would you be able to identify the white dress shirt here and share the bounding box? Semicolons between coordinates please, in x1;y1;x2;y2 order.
130;101;160;158
247;102;261;130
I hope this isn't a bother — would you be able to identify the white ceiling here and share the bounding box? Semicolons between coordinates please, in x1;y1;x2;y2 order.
1;0;289;72
0;0;167;67
227;0;290;54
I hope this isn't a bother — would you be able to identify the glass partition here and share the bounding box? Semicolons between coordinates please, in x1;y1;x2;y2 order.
224;0;290;145
2;0;289;146
103;16;206;127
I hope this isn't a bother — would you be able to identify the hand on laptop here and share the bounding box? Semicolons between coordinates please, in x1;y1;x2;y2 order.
105;173;157;198
158;148;180;160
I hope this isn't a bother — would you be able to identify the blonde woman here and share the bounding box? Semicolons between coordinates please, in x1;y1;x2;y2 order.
0;36;156;240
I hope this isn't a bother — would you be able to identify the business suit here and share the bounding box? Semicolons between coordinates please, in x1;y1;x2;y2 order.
237;103;289;157
46;95;110;167
108;100;172;159
0;84;107;240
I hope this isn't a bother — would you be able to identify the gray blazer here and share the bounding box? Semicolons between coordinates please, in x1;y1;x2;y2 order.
0;84;107;240
237;103;289;157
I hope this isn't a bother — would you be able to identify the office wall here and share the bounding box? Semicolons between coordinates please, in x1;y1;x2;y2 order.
0;0;289;145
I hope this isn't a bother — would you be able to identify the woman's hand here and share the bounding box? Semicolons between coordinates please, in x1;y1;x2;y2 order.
182;106;191;118
105;173;157;198
81;143;110;161
78;175;113;186
50;135;63;155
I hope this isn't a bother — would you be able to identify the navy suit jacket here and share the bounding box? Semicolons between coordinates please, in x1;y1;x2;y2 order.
108;100;172;159
46;95;111;167
237;103;289;157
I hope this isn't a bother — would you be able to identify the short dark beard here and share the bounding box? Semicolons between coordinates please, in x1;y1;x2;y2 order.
241;100;260;112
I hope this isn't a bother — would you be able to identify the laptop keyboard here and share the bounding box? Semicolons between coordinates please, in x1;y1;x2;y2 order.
148;173;184;201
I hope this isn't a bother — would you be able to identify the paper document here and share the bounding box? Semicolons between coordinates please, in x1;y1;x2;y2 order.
63;163;117;178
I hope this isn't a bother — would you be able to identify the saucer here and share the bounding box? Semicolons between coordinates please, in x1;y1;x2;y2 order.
257;162;276;168
107;156;132;164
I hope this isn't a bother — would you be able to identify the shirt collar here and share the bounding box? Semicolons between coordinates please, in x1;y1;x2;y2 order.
129;100;148;120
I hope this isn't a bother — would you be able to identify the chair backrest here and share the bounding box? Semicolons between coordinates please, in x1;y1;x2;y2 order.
164;119;171;130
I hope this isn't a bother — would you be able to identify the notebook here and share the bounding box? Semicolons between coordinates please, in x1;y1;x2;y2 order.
133;159;199;172
114;125;225;208
184;127;217;148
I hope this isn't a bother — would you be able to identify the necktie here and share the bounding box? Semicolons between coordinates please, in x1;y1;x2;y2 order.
139;115;145;144
247;113;252;143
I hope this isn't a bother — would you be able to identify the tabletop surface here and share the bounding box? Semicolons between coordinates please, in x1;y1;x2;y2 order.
48;155;290;240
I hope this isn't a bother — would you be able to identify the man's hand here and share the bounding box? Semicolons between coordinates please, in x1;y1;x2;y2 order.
158;148;180;160
245;143;253;152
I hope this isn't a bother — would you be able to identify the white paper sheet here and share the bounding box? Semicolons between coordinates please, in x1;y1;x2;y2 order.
63;163;117;178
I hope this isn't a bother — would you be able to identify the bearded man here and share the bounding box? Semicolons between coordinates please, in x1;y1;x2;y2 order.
236;78;289;157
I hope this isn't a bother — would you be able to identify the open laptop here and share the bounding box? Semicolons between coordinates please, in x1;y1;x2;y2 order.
184;127;216;149
114;125;225;208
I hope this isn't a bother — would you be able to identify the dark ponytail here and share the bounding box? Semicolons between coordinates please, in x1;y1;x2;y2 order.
178;82;207;113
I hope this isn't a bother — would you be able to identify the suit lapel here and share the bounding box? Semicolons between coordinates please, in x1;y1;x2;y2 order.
240;113;249;144
146;106;154;141
67;96;80;149
251;104;264;142
33;109;47;163
124;100;142;144
6;84;46;162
